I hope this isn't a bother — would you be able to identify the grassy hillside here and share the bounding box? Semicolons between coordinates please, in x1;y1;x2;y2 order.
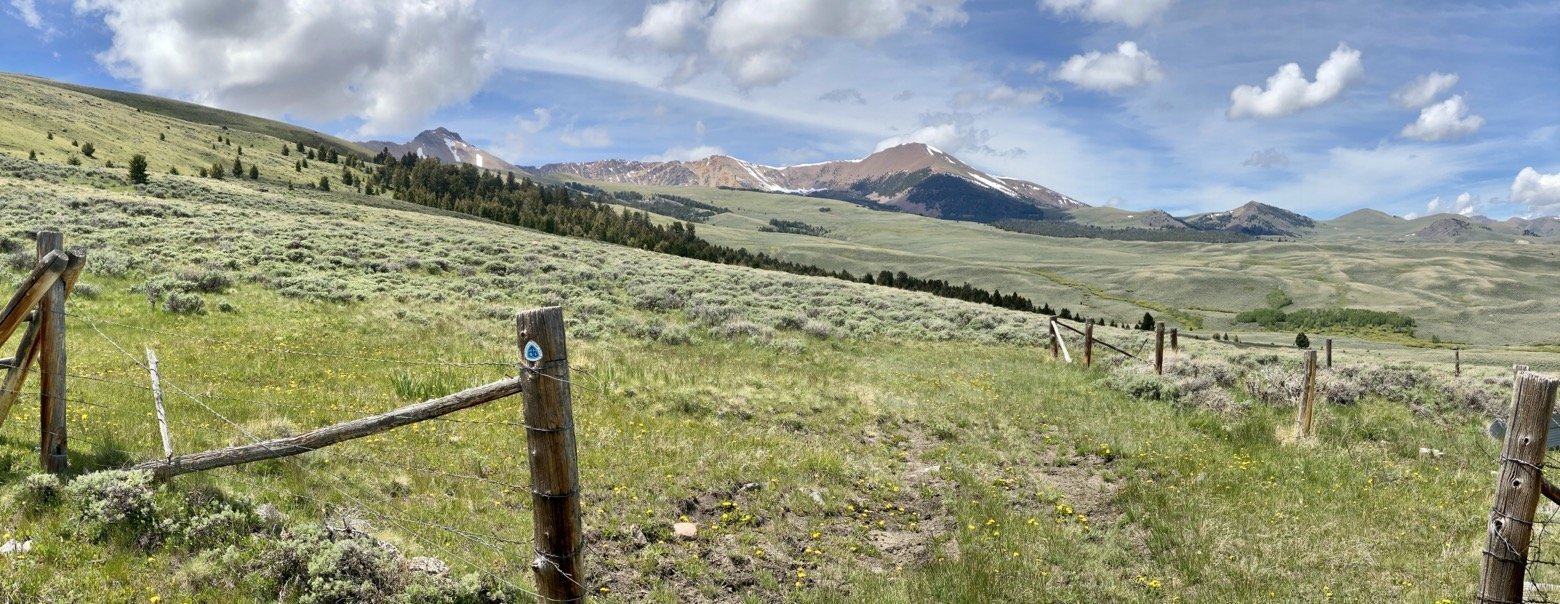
568;180;1560;348
0;155;1515;603
0;74;376;196
8;73;372;158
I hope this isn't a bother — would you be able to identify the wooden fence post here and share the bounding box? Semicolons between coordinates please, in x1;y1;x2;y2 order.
37;231;67;474
1296;350;1318;439
1084;322;1094;368
517;306;585;602
1154;323;1165;375
1049;319;1059;361
1325;339;1333;369
1456;349;1462;377
146;348;174;461
1479;372;1560;603
1170;328;1178;352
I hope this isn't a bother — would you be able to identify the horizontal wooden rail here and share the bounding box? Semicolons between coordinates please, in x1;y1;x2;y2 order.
133;376;525;479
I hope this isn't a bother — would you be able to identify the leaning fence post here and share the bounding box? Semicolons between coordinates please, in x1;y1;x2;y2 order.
1084;322;1094;368
517;306;585;602
37;231;67;474
1479;372;1560;603
1295;350;1318;439
1154;323;1165;375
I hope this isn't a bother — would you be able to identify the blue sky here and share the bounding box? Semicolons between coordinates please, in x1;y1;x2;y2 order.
3;0;1558;219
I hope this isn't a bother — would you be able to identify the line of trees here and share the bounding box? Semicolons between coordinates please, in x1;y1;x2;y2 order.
360;153;1052;315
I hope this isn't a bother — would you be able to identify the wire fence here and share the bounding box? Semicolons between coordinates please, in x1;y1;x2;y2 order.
4;308;571;599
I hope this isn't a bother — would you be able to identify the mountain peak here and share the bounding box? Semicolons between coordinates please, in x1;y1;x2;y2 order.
536;144;1087;221
422;126;463;142
359;127;519;173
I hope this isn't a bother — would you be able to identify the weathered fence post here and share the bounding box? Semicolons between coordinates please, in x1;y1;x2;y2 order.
1296;350;1318;439
1084;322;1094;368
1049;319;1059;360
147;348;174;461
1154;323;1165;375
1325;339;1333;369
1479;372;1560;603
517;306;585;602
1456;349;1462;377
1170;328;1178;352
37;231;67;474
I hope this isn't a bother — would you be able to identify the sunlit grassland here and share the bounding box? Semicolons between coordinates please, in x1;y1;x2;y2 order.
573;178;1560;350
0;152;1516;603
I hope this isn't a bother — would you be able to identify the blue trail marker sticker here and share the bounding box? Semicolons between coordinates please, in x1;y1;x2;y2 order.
523;341;544;363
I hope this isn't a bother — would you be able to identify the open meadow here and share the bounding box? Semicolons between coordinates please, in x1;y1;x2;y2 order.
570;179;1560;352
0;147;1535;603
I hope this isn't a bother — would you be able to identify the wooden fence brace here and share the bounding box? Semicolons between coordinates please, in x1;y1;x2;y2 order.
131;376;526;479
1325;339;1333;369
1479;372;1560;603
1053;319;1141;362
1154;323;1165;375
1296;350;1318;439
0;253;84;429
146;348;174;461
1084;322;1094;368
37;231;67;474
1054;321;1072;364
1170;328;1178;352
0;249;68;347
517;306;586;603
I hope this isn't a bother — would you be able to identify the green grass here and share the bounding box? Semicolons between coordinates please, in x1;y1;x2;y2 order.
9;73;373;158
570;179;1560;350
0;71;1544;603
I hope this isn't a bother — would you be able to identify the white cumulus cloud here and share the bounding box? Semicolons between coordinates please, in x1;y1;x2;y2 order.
72;0;492;135
625;0;710;52
1227;43;1363;119
955;84;1060;108
1054;41;1162;92
629;0;968;88
1243;148;1289;168
1039;0;1171;27
1424;192;1479;216
1391;72;1458;109
9;0;46;30
559;126;612;148
1511;167;1560;211
873;112;1016;156
1399;95;1484;141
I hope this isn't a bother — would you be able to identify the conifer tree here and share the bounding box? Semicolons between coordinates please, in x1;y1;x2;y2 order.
128;153;148;184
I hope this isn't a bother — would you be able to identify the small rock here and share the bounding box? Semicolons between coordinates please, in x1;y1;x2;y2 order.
1;538;31;555
407;556;450;576
673;522;699;539
256;503;283;525
1419;447;1445;458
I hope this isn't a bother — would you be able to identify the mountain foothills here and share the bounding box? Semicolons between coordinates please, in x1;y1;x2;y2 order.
377;127;1558;244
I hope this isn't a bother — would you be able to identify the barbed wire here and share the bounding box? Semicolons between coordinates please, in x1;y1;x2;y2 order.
68;311;518;368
